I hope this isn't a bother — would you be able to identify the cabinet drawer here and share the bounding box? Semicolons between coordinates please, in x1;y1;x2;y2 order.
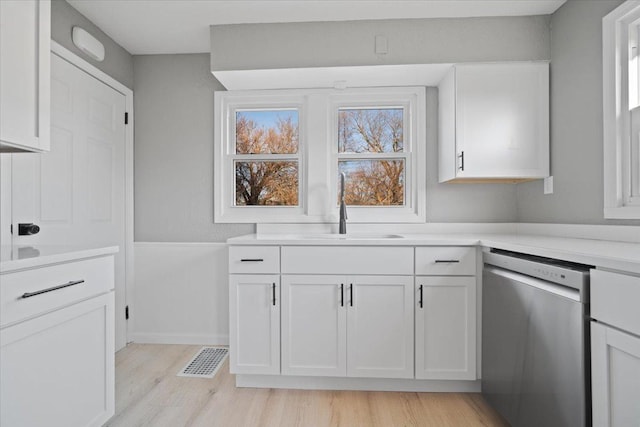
591;269;640;336
415;247;476;275
281;246;413;275
229;246;280;274
0;256;114;327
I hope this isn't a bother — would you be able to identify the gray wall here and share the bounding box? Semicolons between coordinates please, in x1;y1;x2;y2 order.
516;0;640;225
52;0;133;89
134;15;553;242
211;16;550;71
133;54;254;242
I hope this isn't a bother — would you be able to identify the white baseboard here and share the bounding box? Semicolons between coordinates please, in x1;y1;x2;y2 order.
129;333;229;346
236;374;481;392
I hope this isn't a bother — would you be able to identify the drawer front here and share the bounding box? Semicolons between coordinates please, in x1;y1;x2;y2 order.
281;246;413;275
592;269;640;336
415;247;476;275
229;246;280;274
0;256;114;327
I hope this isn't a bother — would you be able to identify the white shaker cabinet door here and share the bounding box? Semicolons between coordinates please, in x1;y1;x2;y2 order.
592;322;640;427
281;275;347;376
346;275;414;379
415;276;476;380
0;293;114;427
229;275;280;375
0;0;50;152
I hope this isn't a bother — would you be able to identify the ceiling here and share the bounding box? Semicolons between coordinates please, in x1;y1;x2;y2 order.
67;0;567;55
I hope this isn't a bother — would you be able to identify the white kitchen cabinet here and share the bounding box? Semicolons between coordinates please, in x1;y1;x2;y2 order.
281;275;346;376
415;276;476;380
281;274;413;379
1;294;114;427
0;251;115;427
0;0;50;152
591;269;640;426
347;275;414;378
229;274;280;375
438;62;549;183
591;323;640;427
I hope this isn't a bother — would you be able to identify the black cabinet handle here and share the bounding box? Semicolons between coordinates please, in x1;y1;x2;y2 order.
419;284;423;308
349;284;353;307
435;259;460;263
458;151;465;171
272;283;276;306
241;258;264;262
340;283;344;307
20;280;85;299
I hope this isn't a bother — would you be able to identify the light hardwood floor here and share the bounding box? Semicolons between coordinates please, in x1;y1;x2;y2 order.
107;344;508;427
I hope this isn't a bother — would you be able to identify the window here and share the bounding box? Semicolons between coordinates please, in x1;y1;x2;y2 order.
337;108;406;206
603;1;640;218
214;88;425;223
234;110;299;206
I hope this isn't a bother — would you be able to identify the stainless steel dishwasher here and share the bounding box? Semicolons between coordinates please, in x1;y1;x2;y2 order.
482;249;592;427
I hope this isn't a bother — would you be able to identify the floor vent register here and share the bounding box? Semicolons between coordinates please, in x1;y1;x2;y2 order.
178;347;228;379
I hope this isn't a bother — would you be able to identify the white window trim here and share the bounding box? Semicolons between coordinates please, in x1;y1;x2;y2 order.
214;87;426;223
329;89;426;223
603;0;640;219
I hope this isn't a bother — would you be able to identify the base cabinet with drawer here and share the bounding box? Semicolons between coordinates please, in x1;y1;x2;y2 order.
414;246;477;380
228;245;281;375
591;269;640;427
228;242;479;390
0;251;116;427
281;275;414;379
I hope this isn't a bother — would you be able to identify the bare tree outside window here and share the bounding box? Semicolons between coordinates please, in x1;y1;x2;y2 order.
235;111;299;206
338;108;405;206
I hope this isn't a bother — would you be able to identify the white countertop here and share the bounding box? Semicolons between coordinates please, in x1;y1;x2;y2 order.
0;245;119;273
228;233;640;275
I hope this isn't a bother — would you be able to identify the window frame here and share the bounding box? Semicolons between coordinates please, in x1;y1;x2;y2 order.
214;87;426;224
603;0;640;219
329;90;425;222
214;92;307;222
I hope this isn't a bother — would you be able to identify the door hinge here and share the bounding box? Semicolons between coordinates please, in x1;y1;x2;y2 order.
125;305;129;320
124;112;129;125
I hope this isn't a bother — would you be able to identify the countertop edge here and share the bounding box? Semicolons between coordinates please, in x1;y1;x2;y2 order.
1;245;119;273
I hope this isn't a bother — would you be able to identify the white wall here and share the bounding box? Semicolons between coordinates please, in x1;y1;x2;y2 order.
131;243;229;345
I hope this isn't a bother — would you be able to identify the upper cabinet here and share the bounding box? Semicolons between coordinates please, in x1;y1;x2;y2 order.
438;62;549;183
0;0;51;153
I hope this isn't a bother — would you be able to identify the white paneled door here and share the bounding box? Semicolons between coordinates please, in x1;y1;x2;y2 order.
11;53;127;350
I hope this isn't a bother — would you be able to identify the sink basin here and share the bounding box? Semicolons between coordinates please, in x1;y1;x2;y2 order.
299;233;404;240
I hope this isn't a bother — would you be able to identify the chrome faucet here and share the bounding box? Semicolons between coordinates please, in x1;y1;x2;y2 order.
339;172;348;234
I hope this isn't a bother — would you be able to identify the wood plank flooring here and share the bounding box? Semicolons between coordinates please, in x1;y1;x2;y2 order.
106;344;508;427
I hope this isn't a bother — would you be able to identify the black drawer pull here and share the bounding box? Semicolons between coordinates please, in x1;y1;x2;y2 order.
434;260;460;263
419;284;424;308
240;258;264;262
20;280;85;299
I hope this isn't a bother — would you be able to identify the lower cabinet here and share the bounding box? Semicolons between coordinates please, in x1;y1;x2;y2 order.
229;274;280;375
281;275;414;379
591;322;640;426
415;276;476;380
1;293;114;427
